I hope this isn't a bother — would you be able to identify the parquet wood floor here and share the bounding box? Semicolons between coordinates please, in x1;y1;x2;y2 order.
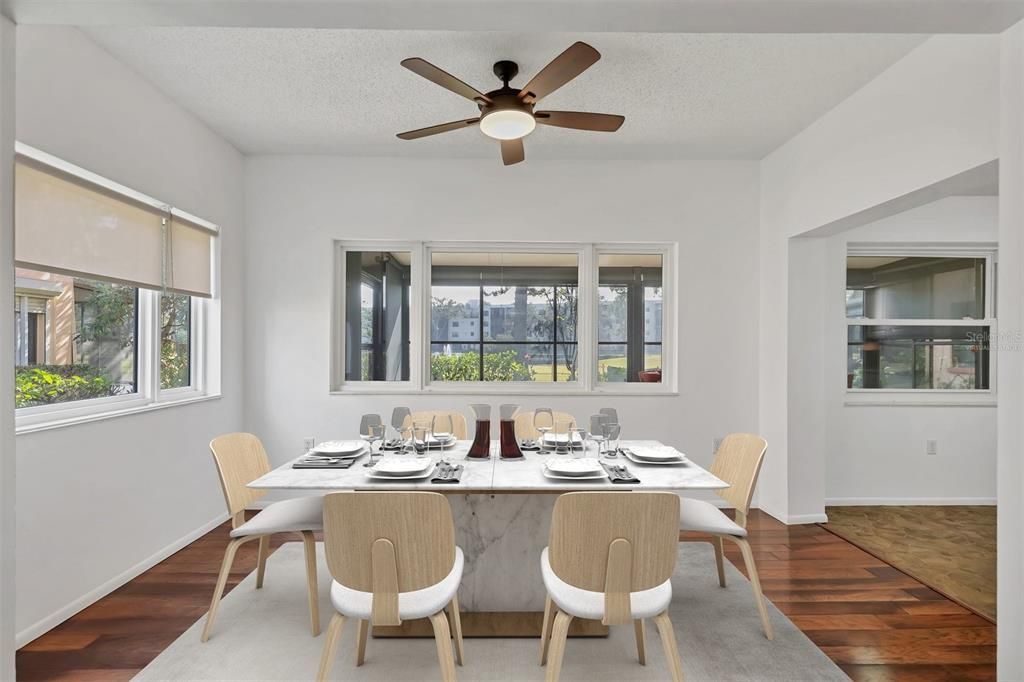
16;510;997;681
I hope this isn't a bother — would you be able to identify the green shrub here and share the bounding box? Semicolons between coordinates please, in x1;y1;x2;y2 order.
15;365;123;408
430;350;533;382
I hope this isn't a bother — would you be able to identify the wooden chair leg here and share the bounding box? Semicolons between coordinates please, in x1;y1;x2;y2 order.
355;619;369;666
634;618;646;665
544;610;573;682
653;611;684;682
316;612;346;682
255;535;270;589
449;595;465;666
733;536;773;640
301;530;321;637
429;611;457;682
713;537;726;588
539;594;554;665
201;536;251;642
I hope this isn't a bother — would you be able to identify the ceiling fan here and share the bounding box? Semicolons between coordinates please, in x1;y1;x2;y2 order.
396;41;624;166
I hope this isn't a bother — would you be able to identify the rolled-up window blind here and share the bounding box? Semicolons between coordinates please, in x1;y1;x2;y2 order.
14;154;214;298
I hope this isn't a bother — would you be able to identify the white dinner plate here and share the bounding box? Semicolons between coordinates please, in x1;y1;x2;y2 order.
311;440;366;456
366;466;438;481
624;447;687;462
545;458;604;476
542;467;608;482
371;456;435;475
623;449;688;466
541;434;585;449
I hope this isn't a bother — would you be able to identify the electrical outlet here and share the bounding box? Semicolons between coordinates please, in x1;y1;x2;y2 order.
926;439;938;456
303;436;316;451
713;437;723;453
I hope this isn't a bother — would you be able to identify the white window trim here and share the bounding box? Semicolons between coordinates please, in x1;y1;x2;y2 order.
331;240;677;395
13;143;220;433
15;290;216;434
844;242;996;406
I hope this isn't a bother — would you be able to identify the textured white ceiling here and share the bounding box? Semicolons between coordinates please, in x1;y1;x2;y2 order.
82;27;927;159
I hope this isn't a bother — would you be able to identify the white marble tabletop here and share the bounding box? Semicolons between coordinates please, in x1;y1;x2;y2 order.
249;440;728;493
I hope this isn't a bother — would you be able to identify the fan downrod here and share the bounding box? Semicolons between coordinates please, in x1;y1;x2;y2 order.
493;60;519;86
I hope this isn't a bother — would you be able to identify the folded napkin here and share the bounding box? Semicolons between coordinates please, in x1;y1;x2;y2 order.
602;463;641;484
431;463;464;484
292;456;356;470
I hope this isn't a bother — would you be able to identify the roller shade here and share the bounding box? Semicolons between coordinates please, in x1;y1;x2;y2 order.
14;155;214;297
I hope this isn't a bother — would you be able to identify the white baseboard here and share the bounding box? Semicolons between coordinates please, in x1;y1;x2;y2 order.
16;512;228;649
756;504;828;525
826;497;997;506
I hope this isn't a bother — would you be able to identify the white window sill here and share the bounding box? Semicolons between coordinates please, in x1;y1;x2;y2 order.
15;392;222;435
844;390;996;407
331;385;678;396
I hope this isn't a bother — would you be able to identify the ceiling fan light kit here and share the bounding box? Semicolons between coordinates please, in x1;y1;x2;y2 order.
396;42;624;165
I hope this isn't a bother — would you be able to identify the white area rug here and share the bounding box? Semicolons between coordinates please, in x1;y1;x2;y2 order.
134;542;848;681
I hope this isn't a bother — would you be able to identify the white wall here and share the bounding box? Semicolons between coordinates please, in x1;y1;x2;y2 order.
13;27;245;644
998;20;1024;681
758;35;1000;522
243;156;760;489
823;197;998;505
0;15;15;679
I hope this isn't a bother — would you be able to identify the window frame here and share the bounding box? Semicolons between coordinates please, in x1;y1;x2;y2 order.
331;240;677;395
13;142;219;433
844;242;996;406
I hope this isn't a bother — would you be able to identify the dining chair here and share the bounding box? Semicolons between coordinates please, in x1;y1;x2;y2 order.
410;410;469;439
316;491;465;682
514;410;576;440
679;433;773;640
203;433;321;642
539;492;684;682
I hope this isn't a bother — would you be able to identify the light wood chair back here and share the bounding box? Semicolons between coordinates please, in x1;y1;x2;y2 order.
209;433;271;528
322;492;457;626
408;410;469;439
548;492;680;625
711;433;768;526
514;411;576;440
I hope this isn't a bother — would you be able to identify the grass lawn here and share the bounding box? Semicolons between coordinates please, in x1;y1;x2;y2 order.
523;354;662;382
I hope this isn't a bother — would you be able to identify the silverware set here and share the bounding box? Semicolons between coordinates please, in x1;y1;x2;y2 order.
600;461;640;483
432;461;464;482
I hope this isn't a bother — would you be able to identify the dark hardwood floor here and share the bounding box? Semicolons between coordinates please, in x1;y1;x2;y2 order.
16;510;997;681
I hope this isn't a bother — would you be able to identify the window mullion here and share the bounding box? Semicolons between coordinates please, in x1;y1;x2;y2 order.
139;289;159;402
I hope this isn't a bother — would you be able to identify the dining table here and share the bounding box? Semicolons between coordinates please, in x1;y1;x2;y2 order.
249;439;728;637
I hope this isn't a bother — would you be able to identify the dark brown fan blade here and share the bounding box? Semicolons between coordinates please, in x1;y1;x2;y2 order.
397;118;480;140
500;138;525;166
535;111;624;132
518;42;600;103
401;58;491;104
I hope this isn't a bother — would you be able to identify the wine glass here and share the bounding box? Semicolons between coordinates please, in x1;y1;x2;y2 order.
534;408;554;454
588;414;608;458
553;418;573;455
432;414;454;456
361;423;385;467
602;422;622;459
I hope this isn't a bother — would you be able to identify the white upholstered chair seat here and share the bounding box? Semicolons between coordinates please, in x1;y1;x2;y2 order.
330;547;464;621
541;548;671;621
678;497;747;537
230;496;324;538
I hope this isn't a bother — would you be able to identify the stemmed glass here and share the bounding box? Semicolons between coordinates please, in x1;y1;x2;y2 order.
602;422;622;459
431;414;454;458
588;414;608;458
361;423;385;467
534;408;554;454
